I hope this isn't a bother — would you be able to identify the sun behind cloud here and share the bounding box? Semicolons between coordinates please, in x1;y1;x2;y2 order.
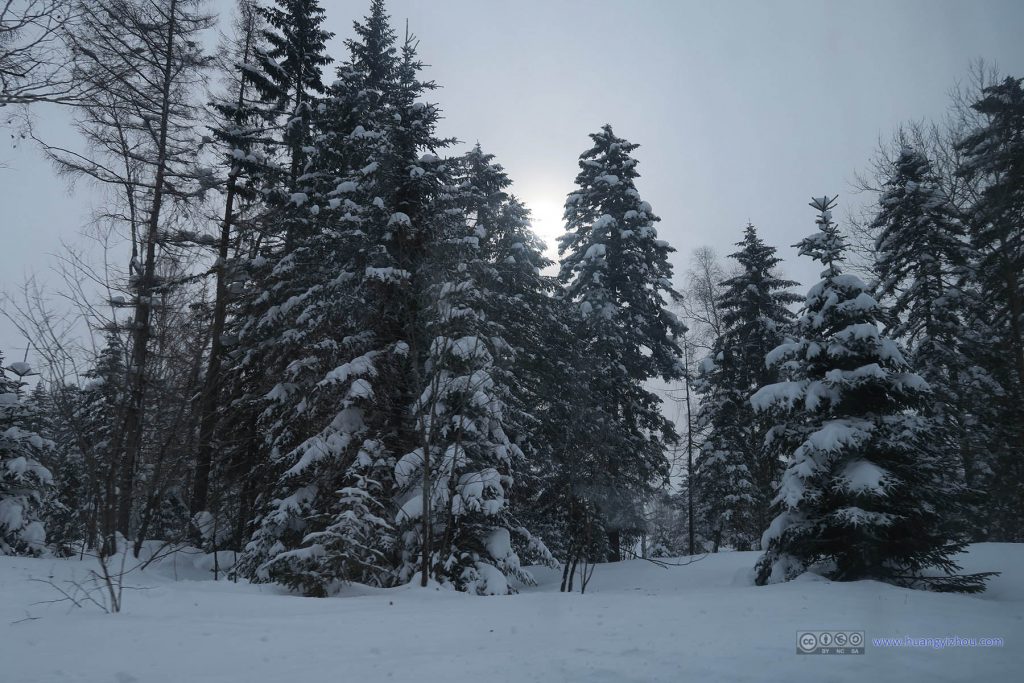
521;195;565;263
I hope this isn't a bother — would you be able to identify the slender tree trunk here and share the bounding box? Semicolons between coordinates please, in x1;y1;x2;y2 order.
560;500;577;592
683;343;696;556
191;17;257;521
418;428;431;586
190;168;239;522
561;541;579;593
438;429;461;566
566;553;579;593
406;333;432;587
115;0;180;538
607;529;621;562
102;463;118;556
282;53;308;252
85;499;98;550
235;466;254;550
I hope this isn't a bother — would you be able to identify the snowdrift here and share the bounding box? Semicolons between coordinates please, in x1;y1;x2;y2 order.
1;543;1020;682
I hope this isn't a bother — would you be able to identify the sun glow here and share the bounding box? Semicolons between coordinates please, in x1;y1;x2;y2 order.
522;196;565;261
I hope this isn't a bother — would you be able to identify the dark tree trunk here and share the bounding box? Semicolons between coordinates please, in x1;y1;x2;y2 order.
560;550;573;593
189;165;238;525
567;553;579;592
607;529;621;562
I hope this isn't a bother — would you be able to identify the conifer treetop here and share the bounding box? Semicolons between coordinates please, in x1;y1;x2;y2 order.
871;146;969;344
258;0;334;98
719;223;801;327
346;0;396;90
557;124;685;381
798;195;844;277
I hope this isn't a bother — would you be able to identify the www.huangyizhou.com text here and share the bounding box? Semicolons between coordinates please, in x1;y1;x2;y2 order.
872;636;1005;649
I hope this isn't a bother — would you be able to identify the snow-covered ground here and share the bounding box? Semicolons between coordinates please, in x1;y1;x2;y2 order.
2;544;1020;682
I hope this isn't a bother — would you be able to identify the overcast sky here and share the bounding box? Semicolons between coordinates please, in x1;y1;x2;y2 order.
3;0;1024;361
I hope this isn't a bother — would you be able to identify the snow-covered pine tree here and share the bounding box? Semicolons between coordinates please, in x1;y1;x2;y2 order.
456;146;559;573
240;6;546;595
395;144;557;593
695;224;799;551
557;124;685;561
346;0;397;88
400;244;528;593
873;147;969;392
234;0;402;592
22;383;78;557
220;0;335;407
752;196;993;592
957;76;1024;391
444;151;596;576
223;7;334;450
208;0;286;198
955;76;1024;540
383;35;541;594
0;354;53;556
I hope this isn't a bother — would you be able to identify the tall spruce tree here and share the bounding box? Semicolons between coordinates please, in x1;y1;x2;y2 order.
451;151;597;580
870;147;995;534
256;0;333;198
449;145;558;576
235;0;403;591
955;76;1024;540
378;34;543;593
239;4;546;595
557;124;685;561
695;224;799;551
752;197;992;592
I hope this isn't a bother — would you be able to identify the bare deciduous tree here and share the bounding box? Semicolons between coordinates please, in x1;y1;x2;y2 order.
36;0;214;549
678;246;730;354
0;0;88;107
847;59;1003;273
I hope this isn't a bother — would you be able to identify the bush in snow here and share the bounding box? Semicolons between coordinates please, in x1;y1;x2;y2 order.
1;354;53;556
